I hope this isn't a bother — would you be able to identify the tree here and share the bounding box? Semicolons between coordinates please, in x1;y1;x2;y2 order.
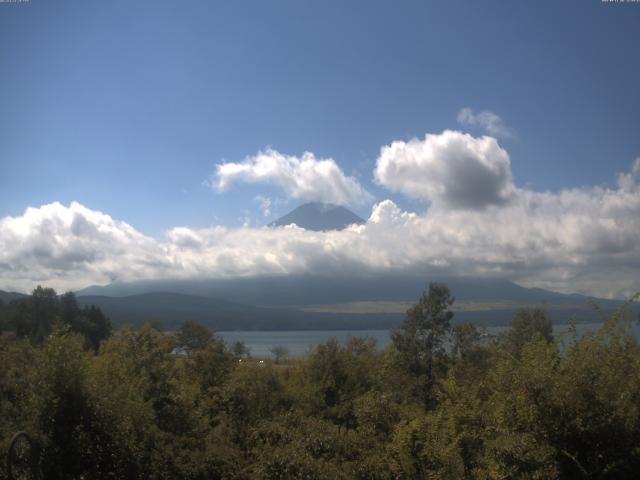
221;363;289;454
452;322;480;361
1;289;111;350
59;291;81;326
0;298;6;333
89;322;220;479
451;321;491;372
13;286;59;343
391;282;454;409
190;338;236;392
59;292;112;351
501;307;553;357
232;340;250;358
269;345;289;364
176;320;213;351
299;338;376;430
33;327;102;479
81;304;112;351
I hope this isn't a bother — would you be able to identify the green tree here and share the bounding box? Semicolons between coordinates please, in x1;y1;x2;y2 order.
232;340;250;358
176;320;213;351
59;292;112;351
269;345;289;364
90;323;212;479
81;304;112;351
501;307;553;357
221;363;289;456
391;282;454;408
33;327;106;479
0;335;38;477
189;336;236;392
548;313;640;478
297;338;377;431
8;286;59;343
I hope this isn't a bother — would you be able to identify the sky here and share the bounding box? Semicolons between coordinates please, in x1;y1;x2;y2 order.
1;0;639;298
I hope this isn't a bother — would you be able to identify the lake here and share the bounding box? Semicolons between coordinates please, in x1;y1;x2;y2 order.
218;322;640;358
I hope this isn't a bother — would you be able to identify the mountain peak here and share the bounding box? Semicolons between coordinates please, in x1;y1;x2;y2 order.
271;202;365;231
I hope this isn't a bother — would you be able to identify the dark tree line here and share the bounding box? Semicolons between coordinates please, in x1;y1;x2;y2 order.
1;283;639;479
0;286;111;350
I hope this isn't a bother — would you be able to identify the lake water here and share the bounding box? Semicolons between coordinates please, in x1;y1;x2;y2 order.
218;322;640;358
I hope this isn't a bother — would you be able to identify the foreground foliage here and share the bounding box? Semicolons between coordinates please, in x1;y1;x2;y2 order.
1;285;639;479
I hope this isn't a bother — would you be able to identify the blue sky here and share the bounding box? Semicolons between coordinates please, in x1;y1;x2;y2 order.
1;1;640;298
2;0;639;234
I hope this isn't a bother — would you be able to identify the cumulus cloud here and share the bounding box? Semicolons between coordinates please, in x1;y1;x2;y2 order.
0;202;170;292
2;156;640;299
2;140;640;299
457;108;515;138
374;130;515;210
617;157;640;192
212;148;374;207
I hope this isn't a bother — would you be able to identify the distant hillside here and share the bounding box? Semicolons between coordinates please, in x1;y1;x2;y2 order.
75;275;638;330
77;292;260;330
4;283;634;331
270;202;365;231
78;274;624;308
76;291;402;331
0;290;27;303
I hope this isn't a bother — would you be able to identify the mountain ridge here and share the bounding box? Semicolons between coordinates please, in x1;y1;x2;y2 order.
76;274;619;306
270;202;365;231
0;290;28;303
3;277;636;331
71;274;637;330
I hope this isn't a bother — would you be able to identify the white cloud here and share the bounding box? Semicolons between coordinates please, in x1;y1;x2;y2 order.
254;196;272;218
617;157;640;192
457;108;515;138
2;164;640;299
1;150;639;300
374;130;515;209
0;202;170;292
239;209;252;228
212;148;374;207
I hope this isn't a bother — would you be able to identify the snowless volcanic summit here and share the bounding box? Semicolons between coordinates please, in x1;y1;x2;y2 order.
270;202;365;231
